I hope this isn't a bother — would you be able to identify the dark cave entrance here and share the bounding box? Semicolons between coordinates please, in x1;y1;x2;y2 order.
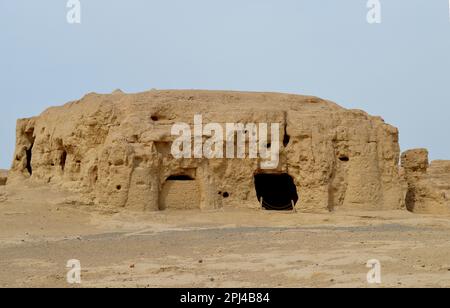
25;143;33;175
24;129;35;176
60;150;67;171
254;173;299;211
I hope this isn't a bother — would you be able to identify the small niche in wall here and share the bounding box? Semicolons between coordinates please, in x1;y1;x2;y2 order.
155;142;172;156
60;150;67;171
283;123;291;147
167;175;194;181
339;156;350;162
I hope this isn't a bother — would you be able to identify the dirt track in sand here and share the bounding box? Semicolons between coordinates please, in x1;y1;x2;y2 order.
1;183;450;288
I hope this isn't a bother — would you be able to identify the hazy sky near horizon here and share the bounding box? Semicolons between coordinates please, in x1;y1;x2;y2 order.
1;0;449;168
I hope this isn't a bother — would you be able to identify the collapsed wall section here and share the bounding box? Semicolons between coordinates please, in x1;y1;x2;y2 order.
401;149;450;214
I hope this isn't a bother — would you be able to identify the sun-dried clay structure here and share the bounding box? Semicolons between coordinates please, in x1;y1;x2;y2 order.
6;90;420;212
0;170;7;186
401;149;450;214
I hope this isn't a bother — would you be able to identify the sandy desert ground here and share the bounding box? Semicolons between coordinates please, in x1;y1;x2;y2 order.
1;182;450;288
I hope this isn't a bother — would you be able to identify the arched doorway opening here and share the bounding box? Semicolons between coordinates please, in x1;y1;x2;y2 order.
254;173;299;210
159;174;201;210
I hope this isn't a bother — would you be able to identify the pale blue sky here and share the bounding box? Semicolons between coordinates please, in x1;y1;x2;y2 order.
1;0;449;168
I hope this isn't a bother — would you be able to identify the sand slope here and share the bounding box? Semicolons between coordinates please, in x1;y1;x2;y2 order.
1;182;450;288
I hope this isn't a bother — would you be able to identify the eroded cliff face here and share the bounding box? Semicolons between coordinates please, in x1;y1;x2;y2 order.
0;170;7;186
8;90;405;212
402;149;450;214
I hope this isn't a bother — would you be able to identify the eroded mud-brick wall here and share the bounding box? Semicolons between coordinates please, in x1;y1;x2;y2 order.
9;90;405;212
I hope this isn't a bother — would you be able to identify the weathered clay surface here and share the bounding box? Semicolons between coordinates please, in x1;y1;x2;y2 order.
402;149;450;214
8;90;406;212
0;170;7;202
0;170;7;186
